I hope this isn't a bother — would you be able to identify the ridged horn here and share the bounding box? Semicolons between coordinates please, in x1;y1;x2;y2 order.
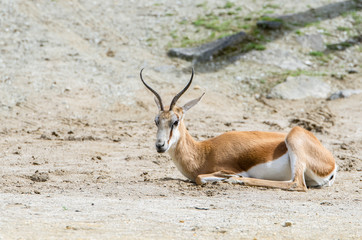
169;68;194;110
140;68;164;111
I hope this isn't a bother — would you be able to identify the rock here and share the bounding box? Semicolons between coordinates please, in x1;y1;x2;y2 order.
257;20;283;30
40;134;51;140
242;48;307;70
326;35;362;51
194;207;209;210
304;60;312;66
268;76;331;99
29;170;49;182
331;73;346;80
282;221;293;227
296;33;326;52
320;201;333;206
346;69;358;74
106;49;115;57
327;89;362;100
153;65;176;73
168;31;248;62
340;143;348;150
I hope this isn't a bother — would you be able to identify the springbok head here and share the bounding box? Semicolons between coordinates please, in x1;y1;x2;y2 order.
140;68;204;153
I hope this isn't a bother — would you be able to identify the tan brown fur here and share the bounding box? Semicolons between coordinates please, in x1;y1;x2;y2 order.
167;107;336;192
286;126;336;178
140;69;336;192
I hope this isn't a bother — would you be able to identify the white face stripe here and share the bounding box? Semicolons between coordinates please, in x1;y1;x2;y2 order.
155;111;182;153
167;125;180;150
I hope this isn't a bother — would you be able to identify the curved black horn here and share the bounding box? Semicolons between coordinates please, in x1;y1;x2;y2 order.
140;68;164;111
169;68;194;110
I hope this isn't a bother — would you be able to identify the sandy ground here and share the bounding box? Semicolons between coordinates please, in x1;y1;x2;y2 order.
0;0;361;239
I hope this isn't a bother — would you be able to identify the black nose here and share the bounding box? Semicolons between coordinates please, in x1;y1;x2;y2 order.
156;142;165;148
156;141;165;152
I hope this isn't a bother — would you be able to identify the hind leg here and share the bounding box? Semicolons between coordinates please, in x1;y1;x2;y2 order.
196;170;307;192
286;126;336;188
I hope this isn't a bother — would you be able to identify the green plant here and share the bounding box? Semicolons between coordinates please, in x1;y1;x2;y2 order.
263;4;280;9
350;11;362;25
304;20;321;28
322;31;333;37
337;26;352;31
146;37;155;46
180;36;197;47
286;70;328;77
168;3;275;50
258;16;283;22
196;2;207;8
193;15;235;32
309;51;324;57
170;30;178;39
223;1;234;9
295;30;303;36
251;28;268;42
241;24;251;30
244;43;266;51
309;51;331;63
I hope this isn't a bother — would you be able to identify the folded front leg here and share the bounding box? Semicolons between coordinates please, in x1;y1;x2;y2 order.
195;171;238;185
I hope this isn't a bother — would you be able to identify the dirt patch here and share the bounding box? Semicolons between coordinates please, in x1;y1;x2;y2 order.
29;170;50;182
290;105;335;133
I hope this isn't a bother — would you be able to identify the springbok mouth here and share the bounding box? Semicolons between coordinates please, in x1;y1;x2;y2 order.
157;149;166;153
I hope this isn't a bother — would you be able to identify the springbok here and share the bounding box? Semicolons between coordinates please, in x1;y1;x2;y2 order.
140;68;337;191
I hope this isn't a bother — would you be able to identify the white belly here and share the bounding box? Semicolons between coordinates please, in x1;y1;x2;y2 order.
239;153;292;181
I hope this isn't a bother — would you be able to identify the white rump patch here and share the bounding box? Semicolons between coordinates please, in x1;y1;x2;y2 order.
305;164;338;188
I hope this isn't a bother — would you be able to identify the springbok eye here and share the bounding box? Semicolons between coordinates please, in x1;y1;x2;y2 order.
173;120;179;126
154;118;159;126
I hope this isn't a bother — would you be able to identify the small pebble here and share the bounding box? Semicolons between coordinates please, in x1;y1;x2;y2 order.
30;170;49;182
347;69;358;74
282;221;293;227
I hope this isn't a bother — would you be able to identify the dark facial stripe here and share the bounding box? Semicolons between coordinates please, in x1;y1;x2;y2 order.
167;115;179;144
168;128;173;145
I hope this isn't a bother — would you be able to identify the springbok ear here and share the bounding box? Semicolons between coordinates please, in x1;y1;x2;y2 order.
154;96;162;111
182;93;205;112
